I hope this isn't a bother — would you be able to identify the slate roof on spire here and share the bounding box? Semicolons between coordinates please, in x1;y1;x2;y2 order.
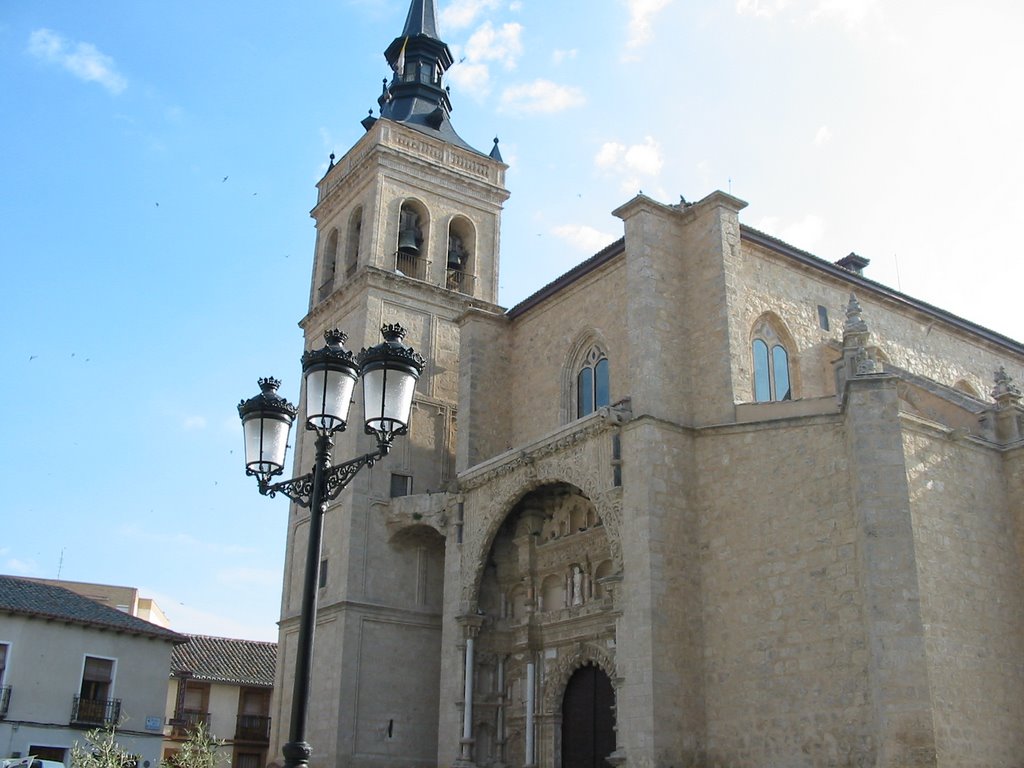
372;0;488;156
402;0;440;40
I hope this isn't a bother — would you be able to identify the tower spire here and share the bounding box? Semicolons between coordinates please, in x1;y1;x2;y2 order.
373;0;480;152
401;0;440;39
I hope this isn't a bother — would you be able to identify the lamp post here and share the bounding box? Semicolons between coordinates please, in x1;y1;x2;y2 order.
238;323;425;768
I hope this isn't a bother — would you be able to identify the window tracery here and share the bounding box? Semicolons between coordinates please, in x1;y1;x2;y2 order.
577;345;610;418
752;320;792;402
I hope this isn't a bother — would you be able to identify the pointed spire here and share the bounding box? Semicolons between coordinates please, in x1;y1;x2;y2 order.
401;0;441;40
370;0;485;154
489;137;503;162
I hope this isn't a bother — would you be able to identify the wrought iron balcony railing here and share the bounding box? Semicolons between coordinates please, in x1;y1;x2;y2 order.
235;714;272;742
0;685;10;718
445;268;475;295
395;251;429;281
169;709;210;737
71;696;121;726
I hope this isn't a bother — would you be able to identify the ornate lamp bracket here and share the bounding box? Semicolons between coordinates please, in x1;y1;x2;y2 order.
258;447;387;508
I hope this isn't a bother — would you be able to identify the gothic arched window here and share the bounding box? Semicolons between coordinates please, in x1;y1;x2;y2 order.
577;346;610;418
752;324;792;402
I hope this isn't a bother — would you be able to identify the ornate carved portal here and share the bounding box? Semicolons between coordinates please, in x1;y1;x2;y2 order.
470;482;619;768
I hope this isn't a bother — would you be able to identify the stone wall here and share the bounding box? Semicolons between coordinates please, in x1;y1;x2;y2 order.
904;425;1024;766
696;414;876;766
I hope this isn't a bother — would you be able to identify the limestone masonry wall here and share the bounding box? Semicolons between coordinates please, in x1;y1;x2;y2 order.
903;426;1024;766
696;418;875;766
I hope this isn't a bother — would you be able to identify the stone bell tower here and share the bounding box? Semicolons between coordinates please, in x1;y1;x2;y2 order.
271;2;509;767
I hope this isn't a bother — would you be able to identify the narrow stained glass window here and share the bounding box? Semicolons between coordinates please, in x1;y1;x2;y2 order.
577;368;594;418
772;345;791;401
753;339;771;402
595;358;610;409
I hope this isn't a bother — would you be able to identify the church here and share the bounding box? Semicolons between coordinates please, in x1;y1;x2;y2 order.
269;1;1024;766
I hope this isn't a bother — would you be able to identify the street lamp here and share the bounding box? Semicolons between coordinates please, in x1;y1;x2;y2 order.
238;323;425;768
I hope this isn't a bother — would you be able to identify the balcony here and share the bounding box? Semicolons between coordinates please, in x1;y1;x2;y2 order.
445;269;475;295
71;696;121;727
395;251;428;281
0;685;10;718
235;714;271;742
169;709;210;738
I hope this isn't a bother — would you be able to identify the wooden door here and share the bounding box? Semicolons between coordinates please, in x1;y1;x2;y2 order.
561;664;615;768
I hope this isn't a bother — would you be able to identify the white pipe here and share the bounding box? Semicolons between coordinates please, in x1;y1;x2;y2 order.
463;636;475;740
526;660;536;765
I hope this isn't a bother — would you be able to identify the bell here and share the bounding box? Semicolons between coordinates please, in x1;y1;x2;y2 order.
398;227;419;256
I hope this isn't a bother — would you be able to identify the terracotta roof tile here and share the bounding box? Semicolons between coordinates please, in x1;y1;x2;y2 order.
171;634;276;688
0;575;186;642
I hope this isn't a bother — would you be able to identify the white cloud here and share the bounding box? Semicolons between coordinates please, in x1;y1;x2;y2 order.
183;415;207;431
735;0;791;19
552;48;578;64
625;0;674;49
440;0;501;31
595;136;664;176
812;0;878;27
464;21;524;69
447;20;523;100
447;61;492;96
552;224;619;254
499;80;586;114
736;0;878;26
814;125;832;146
27;28;127;94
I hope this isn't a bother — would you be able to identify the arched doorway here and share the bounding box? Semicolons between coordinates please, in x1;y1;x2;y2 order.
561;663;615;768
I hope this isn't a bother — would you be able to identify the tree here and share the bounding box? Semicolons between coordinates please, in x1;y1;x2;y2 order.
70;726;137;768
162;721;225;768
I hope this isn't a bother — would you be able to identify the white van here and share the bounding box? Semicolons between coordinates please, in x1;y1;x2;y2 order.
1;758;67;768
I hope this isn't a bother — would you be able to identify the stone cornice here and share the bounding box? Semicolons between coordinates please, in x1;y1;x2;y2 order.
457;402;632;491
300;265;502;330
315;120;507;216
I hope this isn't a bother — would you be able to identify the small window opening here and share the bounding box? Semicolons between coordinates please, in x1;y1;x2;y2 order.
390;473;412;498
318;559;328;589
817;305;830;331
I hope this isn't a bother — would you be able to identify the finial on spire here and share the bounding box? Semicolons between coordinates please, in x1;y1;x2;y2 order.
328;153;335;169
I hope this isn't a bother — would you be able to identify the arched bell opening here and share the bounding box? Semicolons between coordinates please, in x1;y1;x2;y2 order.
396;199;429;280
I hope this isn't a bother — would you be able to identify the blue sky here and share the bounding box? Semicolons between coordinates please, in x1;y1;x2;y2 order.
2;0;1023;641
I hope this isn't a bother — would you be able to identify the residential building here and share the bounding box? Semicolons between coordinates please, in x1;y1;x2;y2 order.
0;576;185;767
23;579;170;629
268;1;1024;766
164;635;275;768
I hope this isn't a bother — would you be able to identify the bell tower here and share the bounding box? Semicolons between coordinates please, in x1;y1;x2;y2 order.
272;2;508;767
